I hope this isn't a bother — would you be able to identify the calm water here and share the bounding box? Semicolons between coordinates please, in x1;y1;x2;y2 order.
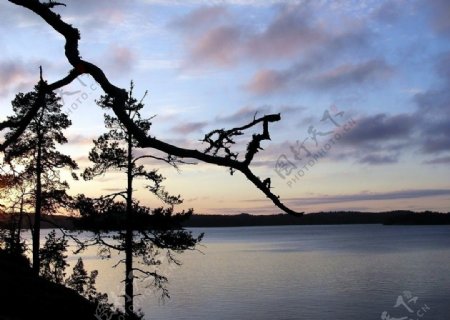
52;225;450;319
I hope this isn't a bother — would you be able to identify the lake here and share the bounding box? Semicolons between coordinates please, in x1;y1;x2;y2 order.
56;225;450;319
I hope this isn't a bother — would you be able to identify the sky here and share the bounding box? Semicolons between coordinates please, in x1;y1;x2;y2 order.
0;0;449;214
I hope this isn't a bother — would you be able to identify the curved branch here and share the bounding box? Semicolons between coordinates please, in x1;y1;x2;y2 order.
6;0;302;216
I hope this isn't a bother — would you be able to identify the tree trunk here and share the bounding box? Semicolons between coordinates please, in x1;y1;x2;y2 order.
15;195;25;251
32;131;42;275
125;131;134;319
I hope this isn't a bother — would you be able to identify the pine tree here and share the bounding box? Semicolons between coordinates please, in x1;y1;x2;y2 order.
39;230;68;284
66;257;89;294
4;75;78;275
80;82;202;319
66;257;107;303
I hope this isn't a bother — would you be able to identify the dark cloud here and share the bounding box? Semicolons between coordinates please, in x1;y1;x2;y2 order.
421;135;450;154
312;59;394;90
171;121;208;134
343;113;415;145
423;156;450;165
335;51;450;160
436;51;450;83
371;0;405;24
278;189;450;206
414;51;450;154
425;0;450;37
247;59;393;95
414;89;450;115
358;154;399;165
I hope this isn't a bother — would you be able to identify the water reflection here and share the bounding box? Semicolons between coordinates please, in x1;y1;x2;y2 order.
30;225;450;319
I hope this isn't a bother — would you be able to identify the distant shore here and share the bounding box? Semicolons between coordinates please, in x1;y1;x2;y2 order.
1;210;449;230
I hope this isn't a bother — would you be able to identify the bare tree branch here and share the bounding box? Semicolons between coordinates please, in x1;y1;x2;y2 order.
43;1;66;8
132;154;195;171
4;0;302;216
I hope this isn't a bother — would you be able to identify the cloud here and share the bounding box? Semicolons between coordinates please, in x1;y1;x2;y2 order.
170;5;228;32
244;3;325;61
424;156;450;165
247;59;394;95
247;188;450;206
54;0;128;28
103;187;125;192
313;60;394;90
185;25;243;67
245;70;284;95
67;134;95;146
414;51;450;154
216;105;272;123
343;113;415;145
142;0;302;5
0;60;42;97
171;121;208;134
332;113;417;165
421;134;450;154
371;0;405;24
358;154;399;165
174;2;375;74
103;45;136;75
425;0;450;37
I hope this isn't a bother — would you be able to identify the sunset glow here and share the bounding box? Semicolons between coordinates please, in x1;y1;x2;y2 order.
1;0;449;214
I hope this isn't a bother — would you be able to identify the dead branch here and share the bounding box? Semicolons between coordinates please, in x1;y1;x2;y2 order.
3;0;302;216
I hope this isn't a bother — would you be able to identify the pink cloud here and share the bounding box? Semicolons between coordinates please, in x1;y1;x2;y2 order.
246;69;284;95
170;6;228;33
0;60;37;97
171;121;208;135
245;4;325;60
105;45;136;75
186;26;242;67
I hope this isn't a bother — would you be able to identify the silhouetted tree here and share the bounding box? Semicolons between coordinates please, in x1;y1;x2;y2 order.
39;230;69;284
78;82;202;319
3;73;78;275
66;257;108;304
66;257;89;293
0;218;28;258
